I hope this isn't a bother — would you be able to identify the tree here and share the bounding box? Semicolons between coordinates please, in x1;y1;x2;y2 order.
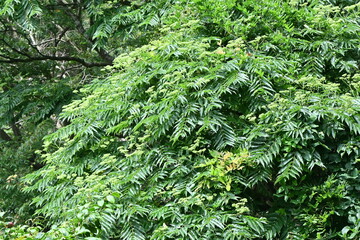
2;0;360;239
0;0;162;221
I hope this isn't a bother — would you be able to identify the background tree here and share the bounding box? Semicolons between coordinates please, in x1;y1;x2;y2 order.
0;0;164;221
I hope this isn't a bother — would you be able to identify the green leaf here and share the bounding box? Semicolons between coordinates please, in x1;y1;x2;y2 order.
106;195;115;203
97;200;105;207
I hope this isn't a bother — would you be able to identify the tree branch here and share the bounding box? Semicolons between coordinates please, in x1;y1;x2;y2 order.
58;0;115;63
0;53;111;67
0;128;12;141
55;26;70;47
10;122;21;138
0;39;32;58
0;3;115;67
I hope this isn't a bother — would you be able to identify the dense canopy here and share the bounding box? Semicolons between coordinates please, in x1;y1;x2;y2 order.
1;0;360;239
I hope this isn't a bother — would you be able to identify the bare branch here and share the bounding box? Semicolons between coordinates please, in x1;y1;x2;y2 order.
0;53;111;67
57;0;115;62
0;39;32;58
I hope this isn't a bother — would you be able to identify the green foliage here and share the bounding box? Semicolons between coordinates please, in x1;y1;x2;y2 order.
1;0;359;239
0;76;73;221
21;0;360;239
